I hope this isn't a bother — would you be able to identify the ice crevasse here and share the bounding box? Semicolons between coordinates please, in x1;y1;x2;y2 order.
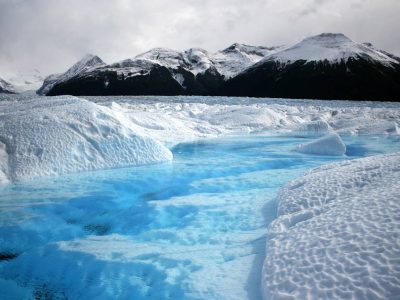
0;96;173;183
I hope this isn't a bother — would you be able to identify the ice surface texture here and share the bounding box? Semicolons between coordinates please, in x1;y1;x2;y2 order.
0;96;172;183
263;152;400;299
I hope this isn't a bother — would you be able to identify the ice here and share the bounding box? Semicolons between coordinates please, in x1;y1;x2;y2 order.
1;94;399;181
0;94;400;298
90;96;400;146
296;133;346;156
264;152;400;299
0;96;172;183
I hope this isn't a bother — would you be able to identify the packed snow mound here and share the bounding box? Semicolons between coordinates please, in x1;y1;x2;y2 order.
296;133;346;156
291;120;332;137
0;96;172;183
264;152;400;299
265;33;398;65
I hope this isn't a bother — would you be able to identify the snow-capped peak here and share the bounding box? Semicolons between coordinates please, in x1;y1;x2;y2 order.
63;54;106;79
37;54;105;95
265;33;398;65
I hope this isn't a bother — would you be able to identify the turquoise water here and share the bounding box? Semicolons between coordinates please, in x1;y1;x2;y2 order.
0;134;399;299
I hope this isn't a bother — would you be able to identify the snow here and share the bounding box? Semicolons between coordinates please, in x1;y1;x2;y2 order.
0;77;14;93
264;33;398;66
172;73;186;88
264;152;400;299
211;44;281;78
0;96;172;183
296;133;346;156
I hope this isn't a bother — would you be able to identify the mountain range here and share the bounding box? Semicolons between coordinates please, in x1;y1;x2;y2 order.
3;33;400;101
37;43;281;97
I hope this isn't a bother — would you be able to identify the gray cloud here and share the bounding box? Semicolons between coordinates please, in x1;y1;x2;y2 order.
0;0;399;76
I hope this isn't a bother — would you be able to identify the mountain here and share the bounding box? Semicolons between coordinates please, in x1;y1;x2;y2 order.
37;54;106;95
219;33;400;101
38;44;280;96
0;77;15;94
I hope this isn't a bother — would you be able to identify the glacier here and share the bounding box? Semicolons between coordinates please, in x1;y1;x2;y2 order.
0;94;399;300
1;94;400;182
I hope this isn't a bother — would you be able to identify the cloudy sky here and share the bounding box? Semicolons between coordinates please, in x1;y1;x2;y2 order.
1;0;399;76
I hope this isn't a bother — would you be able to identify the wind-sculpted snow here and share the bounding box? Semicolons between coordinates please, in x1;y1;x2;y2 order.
263;153;400;299
296;133;346;156
0;96;172;183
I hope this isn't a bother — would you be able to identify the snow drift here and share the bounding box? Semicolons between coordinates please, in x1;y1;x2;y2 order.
0;96;172;183
263;152;400;299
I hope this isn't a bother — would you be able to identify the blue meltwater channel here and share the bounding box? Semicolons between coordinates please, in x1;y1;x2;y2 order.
0;134;399;300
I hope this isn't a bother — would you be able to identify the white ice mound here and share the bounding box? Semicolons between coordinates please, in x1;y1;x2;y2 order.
296;133;346;156
291;120;332;137
263;152;400;299
0;96;172;183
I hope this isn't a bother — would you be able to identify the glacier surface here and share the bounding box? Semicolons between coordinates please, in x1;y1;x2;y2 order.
0;94;400;299
1;94;400;182
264;152;400;299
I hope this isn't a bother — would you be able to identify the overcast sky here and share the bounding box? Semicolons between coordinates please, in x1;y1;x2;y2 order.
1;0;399;76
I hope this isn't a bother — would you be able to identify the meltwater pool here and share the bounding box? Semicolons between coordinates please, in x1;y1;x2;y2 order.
0;134;399;300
